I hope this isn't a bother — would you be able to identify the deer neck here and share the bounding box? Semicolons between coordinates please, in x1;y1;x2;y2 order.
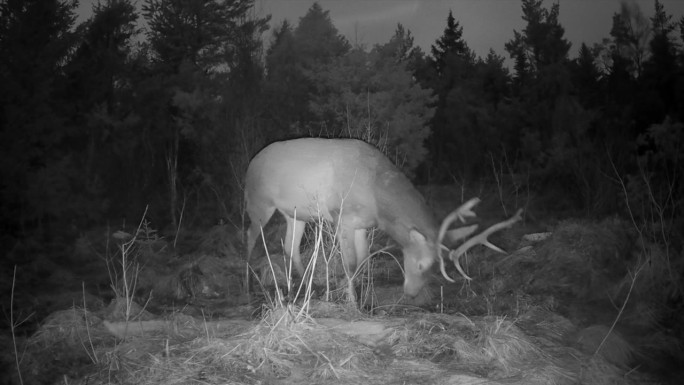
374;170;438;247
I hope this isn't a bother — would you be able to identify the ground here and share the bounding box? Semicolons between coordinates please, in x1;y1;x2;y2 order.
1;190;682;384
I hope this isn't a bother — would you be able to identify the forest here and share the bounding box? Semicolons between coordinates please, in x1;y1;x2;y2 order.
0;0;682;242
2;0;684;383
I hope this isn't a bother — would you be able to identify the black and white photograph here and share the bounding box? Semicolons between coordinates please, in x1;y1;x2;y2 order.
1;1;683;383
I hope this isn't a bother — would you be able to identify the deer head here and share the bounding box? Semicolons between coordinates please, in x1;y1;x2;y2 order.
244;138;522;298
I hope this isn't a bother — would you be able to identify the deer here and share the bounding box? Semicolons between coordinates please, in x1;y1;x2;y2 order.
244;138;523;298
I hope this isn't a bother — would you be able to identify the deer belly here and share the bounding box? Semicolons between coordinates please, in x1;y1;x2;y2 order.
275;185;377;229
269;162;334;221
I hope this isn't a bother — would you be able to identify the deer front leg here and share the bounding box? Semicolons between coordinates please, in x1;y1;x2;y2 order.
338;223;362;303
283;215;306;276
354;228;369;270
338;223;360;276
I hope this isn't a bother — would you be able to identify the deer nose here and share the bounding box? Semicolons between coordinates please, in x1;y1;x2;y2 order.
403;277;423;297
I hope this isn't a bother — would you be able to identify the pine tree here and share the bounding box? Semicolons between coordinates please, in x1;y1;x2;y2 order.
140;0;269;226
571;43;601;107
609;1;651;78
479;49;510;110
505;0;570;78
426;11;493;179
142;0;266;73
264;20;309;132
642;0;679;121
430;11;470;75
264;2;350;135
294;2;350;66
0;0;80;235
66;0;140;114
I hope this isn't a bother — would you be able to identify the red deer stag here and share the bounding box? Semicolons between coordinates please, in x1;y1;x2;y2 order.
244;138;522;297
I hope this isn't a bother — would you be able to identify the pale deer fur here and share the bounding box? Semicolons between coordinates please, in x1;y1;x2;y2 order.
244;138;522;297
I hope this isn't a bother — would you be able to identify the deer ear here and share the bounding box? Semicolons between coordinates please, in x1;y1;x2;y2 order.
409;229;426;244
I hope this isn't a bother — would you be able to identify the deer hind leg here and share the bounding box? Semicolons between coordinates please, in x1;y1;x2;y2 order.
283;214;306;276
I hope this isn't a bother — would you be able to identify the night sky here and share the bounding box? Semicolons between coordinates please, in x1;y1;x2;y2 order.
77;0;684;60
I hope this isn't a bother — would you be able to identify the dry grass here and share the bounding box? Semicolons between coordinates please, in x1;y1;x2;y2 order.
9;193;676;384
30;307;107;348
12;296;661;385
391;313;558;379
530;218;633;300
90;303;378;384
575;324;634;368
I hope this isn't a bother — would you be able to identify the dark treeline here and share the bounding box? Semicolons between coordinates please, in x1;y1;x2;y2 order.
1;0;682;243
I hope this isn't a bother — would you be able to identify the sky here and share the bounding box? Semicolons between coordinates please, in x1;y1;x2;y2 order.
76;0;684;60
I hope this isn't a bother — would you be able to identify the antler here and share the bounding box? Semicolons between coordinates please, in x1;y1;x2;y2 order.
436;198;523;282
436;198;479;282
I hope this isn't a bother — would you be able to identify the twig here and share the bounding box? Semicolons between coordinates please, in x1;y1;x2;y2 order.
594;262;646;358
174;195;186;249
11;265;25;385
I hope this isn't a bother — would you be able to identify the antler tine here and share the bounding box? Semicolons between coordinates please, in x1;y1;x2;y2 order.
438;246;456;282
449;208;524;279
436;198;480;248
436;198;481;282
